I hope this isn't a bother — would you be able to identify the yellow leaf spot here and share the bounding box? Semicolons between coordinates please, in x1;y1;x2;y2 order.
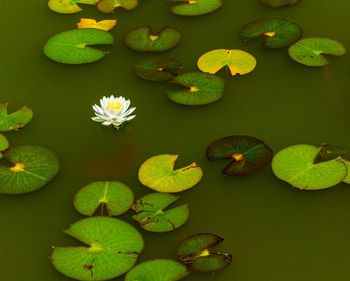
231;153;244;161
188;0;197;4
77;18;117;31
199;249;210;257
10;162;25;173
189;86;200;93
149;35;159;41
264;31;276;38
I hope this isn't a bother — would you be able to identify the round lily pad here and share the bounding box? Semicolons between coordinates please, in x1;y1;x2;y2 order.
197;49;257;76
138;154;203;193
51;217;144;281
167;72;225;106
272;144;348;190
134;57;183;82
124;26;182;52
0;145;59;194
169;0;223;16
97;0;138;13
176;233;232;273
260;0;302;8
48;0;99;14
132;193;189;233
206;135;273;176
240;17;303;48
43;29;114;65
0;103;33;132
125;259;189;281
73;181;134;216
288;38;346;67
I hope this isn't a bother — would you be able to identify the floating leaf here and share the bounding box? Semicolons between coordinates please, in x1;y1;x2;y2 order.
177;233;232;273
169;0;223;16
288;38;346;67
97;0;138;13
342;160;350;184
0;134;9;160
132;193;189;232
260;0;302;8
125;259;189;281
240;17;302;48
48;0;99;14
77;18;117;31
51;217;144;281
197;49;257;76
124;26;182;52
0;145;59;194
73;181;134;216
43;29;114;65
0;103;33;132
206;135;273;176
314;143;348;164
134;57;183;82
272;144;347;190
138;154;203;193
167;72;225;106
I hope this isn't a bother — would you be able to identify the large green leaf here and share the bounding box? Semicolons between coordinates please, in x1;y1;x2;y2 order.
48;0;99;14
124;26;182;52
0;103;33;132
97;0;138;13
125;259;189;281
73;181;134;216
272;144;347;190
138;154;203;193
167;72;225;106
51;217;144;281
0;145;59;194
260;0;302;8
240;17;302;48
169;0;223;16
132;193;189;232
288;37;346;67
43;29;114;64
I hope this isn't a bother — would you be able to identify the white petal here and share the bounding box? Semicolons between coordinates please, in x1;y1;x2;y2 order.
102;121;113;126
125;115;136;121
124;107;136;116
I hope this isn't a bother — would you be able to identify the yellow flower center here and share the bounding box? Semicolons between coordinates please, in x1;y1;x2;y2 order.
107;100;122;111
10;162;25;173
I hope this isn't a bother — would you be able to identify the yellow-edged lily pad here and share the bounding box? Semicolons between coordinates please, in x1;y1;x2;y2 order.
78;18;117;31
48;0;99;14
97;0;138;13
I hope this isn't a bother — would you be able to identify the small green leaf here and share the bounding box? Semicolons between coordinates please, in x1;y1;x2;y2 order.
272;144;347;190
342;159;350;184
134;57;183;82
97;0;138;13
48;0;99;14
0;145;59;194
177;233;232;273
73;181;134;216
132;193;189;233
169;0;223;16
0;103;33;132
43;29;114;65
206;135;273;176
0;133;9;151
124;26;182;52
314;143;348;164
51;217;144;281
125;259;189;281
167;72;225;106
288;37;346;67
260;0;302;8
138;154;203;193
240;17;303;48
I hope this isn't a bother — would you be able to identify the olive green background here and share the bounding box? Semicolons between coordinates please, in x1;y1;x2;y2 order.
1;0;350;280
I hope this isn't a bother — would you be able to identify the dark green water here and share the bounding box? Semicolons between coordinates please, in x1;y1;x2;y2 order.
1;0;350;280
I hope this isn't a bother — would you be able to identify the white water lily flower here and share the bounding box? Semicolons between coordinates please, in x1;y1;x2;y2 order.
92;95;136;129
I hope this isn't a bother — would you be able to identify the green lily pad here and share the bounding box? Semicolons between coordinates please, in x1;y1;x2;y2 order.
134;57;183;82
132;193;189;233
0;133;9;151
167;72;225;106
48;0;99;14
260;0;302;8
125;259;189;281
138;154;203;193
176;233;232;273
240;17;303;48
97;0;138;13
51;217;144;281
342;159;350;184
0;103;33;132
288;38;346;67
206;135;273;176
124;26;182;52
169;0;223;16
0;145;59;194
272;144;347;190
73;181;134;216
43;29;114;65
